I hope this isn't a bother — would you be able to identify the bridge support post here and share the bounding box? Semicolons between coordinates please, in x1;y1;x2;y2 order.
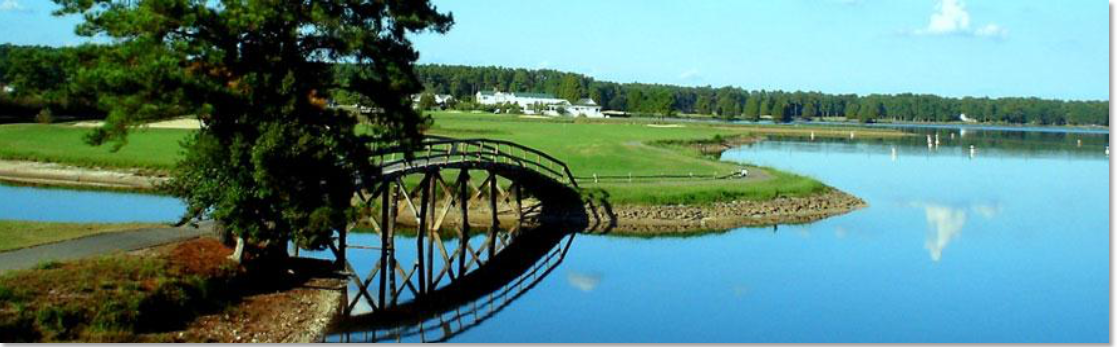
488;171;498;259
514;182;523;235
417;173;430;296
457;169;469;275
379;179;393;308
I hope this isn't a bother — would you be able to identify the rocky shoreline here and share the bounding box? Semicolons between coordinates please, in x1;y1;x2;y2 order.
593;188;866;235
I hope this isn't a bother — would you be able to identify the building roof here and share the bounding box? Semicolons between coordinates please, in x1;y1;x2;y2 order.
574;98;598;106
511;92;559;99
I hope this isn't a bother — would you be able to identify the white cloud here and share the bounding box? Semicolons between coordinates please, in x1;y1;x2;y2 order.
970;202;1002;219
0;0;26;12
913;202;967;262
566;271;601;292
678;68;700;80
974;24;1008;39
923;0;970;34
913;0;1006;39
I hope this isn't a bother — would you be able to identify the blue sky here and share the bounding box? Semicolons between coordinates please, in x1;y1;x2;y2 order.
0;0;1108;101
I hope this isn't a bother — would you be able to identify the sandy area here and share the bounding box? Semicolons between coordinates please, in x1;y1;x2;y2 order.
72;118;202;129
0;159;166;190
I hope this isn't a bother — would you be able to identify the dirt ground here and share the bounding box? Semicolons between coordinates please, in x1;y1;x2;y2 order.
135;240;347;343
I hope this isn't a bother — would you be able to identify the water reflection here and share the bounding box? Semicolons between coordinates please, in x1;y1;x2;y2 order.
916;203;967;262
914;202;1002;262
566;271;602;292
328;228;577;343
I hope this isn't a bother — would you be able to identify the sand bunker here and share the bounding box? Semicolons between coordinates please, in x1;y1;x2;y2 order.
71;118;202;129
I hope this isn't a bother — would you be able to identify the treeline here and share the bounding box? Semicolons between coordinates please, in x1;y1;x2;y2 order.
0;44;104;120
414;64;1109;126
1;44;1108;126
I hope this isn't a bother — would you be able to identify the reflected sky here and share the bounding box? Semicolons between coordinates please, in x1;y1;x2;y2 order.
0;126;1107;342
0;184;184;223
566;271;602;292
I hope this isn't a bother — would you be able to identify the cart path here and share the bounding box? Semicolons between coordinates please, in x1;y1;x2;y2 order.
0;221;215;273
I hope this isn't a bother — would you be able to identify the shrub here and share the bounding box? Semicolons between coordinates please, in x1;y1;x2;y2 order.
35;108;53;124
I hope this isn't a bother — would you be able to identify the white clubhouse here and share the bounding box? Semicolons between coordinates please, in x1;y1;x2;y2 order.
476;91;603;118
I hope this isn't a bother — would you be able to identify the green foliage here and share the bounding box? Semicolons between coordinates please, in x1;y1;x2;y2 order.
35;108;53;124
0;252;240;342
412;64;1110;126
52;0;453;254
418;93;437;111
0;44;105;119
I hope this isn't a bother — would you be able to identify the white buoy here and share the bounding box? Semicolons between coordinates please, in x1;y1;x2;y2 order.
850;131;855;139
934;133;940;147
891;146;897;161
950;133;955;140
1077;139;1082;147
927;135;933;148
810;131;815;141
1106;146;1110;156
969;145;976;159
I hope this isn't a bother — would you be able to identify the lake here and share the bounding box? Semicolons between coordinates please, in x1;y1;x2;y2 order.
1;124;1108;343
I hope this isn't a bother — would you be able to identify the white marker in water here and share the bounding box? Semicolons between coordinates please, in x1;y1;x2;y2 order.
969;145;976;159
934;133;941;147
850;131;855;139
1077;139;1082;147
1106;146;1110;156
891;146;897;161
810;131;815;141
927;135;933;148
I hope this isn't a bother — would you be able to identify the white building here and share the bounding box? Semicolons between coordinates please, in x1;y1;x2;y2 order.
411;93;455;108
476;91;603;118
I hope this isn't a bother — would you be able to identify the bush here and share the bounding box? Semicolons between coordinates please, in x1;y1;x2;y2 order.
35;108;53;124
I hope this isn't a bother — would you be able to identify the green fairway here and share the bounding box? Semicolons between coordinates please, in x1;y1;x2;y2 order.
0;124;185;170
0;113;903;205
0;220;164;251
424;112;899;204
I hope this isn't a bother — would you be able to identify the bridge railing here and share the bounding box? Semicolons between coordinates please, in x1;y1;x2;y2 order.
369;137;579;188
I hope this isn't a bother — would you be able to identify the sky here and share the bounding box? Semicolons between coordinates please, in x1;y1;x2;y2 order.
0;0;1108;101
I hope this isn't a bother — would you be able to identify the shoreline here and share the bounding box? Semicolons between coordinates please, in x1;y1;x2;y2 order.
0;159;866;234
0;159;167;190
594;188;865;235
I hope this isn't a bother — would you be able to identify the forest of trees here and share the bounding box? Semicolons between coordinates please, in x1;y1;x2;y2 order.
0;44;1109;126
412;64;1109;126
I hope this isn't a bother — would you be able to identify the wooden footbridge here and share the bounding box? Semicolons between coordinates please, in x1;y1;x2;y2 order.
327;136;587;319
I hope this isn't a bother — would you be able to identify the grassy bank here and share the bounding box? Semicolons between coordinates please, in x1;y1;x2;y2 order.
0;113;904;205
425;112;900;205
0;239;237;342
0;220;164;252
0;124;184;170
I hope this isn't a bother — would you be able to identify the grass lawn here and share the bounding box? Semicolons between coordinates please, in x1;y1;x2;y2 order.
0;113;904;205
0;220;165;252
0;124;185;170
425;112;902;204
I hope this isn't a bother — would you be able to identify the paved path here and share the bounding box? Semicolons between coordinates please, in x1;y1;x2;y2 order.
0;221;215;273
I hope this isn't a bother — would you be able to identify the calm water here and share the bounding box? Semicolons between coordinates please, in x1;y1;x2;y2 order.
1;125;1109;342
0;184;184;223
324;125;1110;343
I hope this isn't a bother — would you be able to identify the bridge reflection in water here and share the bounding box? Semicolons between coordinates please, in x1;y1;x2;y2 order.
328;228;577;342
316;137;590;342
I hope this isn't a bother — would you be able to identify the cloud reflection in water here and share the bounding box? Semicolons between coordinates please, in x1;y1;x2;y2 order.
567;271;602;292
913;201;1001;262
